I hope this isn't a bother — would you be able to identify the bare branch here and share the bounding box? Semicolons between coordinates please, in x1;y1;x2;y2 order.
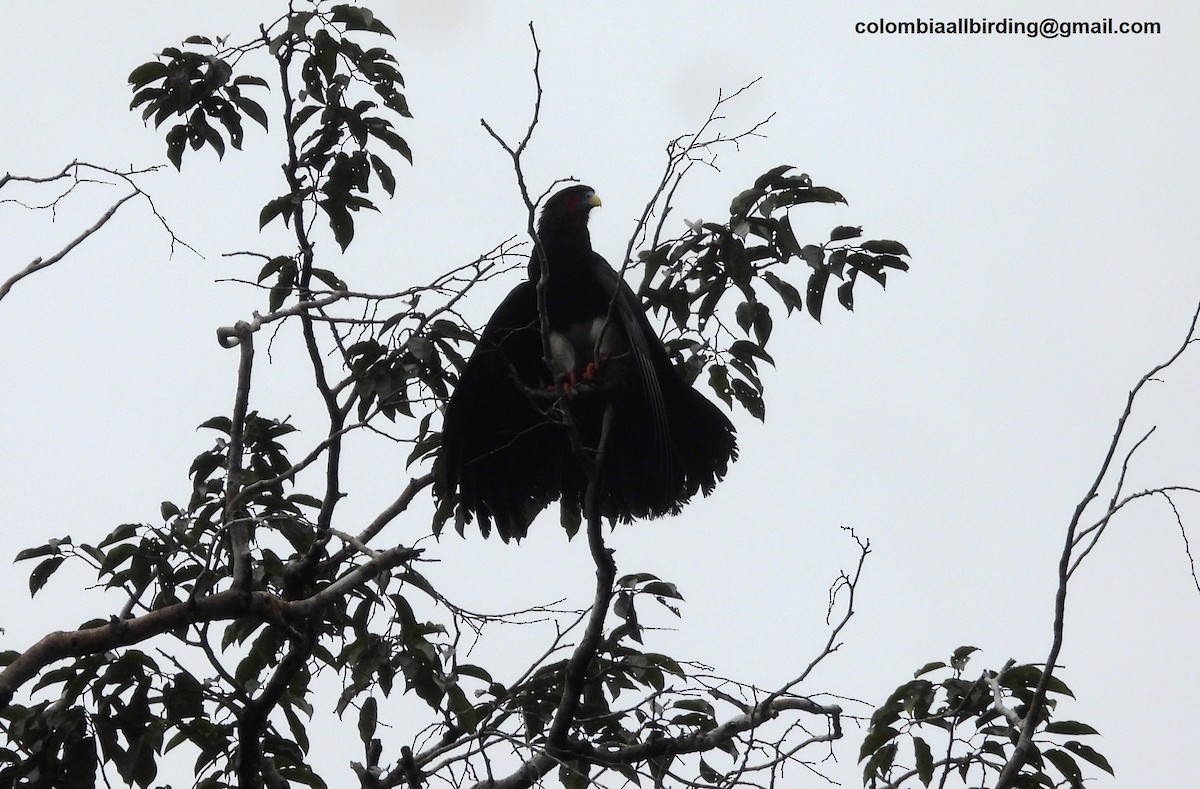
0;190;138;303
224;321;256;590
1163;491;1200;594
216;291;351;347
2;162;197;303
995;296;1200;789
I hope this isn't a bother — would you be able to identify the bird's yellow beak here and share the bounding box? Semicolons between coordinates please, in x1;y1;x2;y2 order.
588;192;602;208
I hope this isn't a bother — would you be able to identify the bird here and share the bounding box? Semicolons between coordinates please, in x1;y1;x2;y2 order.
435;184;737;541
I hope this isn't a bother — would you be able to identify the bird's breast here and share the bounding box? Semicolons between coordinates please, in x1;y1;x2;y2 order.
549;316;629;384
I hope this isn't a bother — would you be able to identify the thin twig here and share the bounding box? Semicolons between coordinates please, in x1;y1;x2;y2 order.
995;297;1200;789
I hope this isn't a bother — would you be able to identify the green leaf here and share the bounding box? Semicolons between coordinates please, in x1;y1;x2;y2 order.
232;96;269;131
1045;720;1100;736
29;556;65;596
752;302;772;345
99;522;139;548
862;239;910;256
320;198;355;250
672;698;715;716
642;581;683;599
369;152;396;196
733;300;772;344
874;252;911;271
858;724;898;762
257;255;294;283
913;736;934;786
761;271;803;315
837;279;854;311
197;416;233;434
455;664;494;684
311;267;347;290
128;61;169;88
288;493;323;509
233;75;270;89
914;661;947;678
731;377;765;420
260;194;298;229
730;339;775;367
1000;664;1075;698
806;269;829;322
735;301;754;335
15;541;63;562
729;187;765;218
1063;740;1114;775
165;124;187;170
357;697;377;744
753;164;794;190
862;742;898;783
950;645;978;669
830;225;863;242
558;760;590;789
1043;748;1083;785
707;364;732;408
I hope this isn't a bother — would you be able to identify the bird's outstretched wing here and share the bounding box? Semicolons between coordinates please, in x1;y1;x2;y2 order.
585;254;738;521
435;282;575;541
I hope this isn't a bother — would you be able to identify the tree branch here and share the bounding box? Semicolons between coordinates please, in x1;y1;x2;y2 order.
995;297;1200;789
0;190;138;303
225;321;256;591
0;544;421;711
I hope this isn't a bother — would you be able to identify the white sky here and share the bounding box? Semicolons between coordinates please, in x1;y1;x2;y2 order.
3;2;1199;786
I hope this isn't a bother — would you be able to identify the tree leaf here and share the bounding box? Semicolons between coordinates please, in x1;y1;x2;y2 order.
128;61;169;88
1043;748;1083;785
357;697;377;744
1045;720;1100;736
950;645;978;669
837;279;854;311
862;742;898;783
861;239;910;256
913;661;947;678
806;269;829;322
729;187;765;218
762;271;802;315
1063;740;1114;775
233;96;269;131
259;195;297;229
29;556;65;596
642;581;683;600
913;736;934;786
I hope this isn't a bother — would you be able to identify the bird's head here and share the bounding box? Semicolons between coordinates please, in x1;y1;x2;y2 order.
537;185;601;238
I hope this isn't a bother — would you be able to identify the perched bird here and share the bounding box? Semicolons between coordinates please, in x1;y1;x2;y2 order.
435;185;737;541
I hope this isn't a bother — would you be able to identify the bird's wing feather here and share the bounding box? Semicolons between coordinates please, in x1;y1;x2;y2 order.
437;281;569;540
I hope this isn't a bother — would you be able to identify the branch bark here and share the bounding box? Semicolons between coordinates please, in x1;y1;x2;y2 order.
0;544;421;711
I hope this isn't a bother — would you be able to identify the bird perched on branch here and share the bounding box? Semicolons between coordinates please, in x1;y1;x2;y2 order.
435;185;737;541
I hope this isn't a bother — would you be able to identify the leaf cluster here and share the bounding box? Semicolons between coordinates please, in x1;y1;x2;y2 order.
128;3;410;252
129;37;269;170
860;647;1113;789
637;165;909;420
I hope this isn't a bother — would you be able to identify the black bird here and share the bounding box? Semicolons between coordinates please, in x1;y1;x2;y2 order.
435;185;737;541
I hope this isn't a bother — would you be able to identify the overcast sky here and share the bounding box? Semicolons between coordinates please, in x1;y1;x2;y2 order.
3;2;1199;786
